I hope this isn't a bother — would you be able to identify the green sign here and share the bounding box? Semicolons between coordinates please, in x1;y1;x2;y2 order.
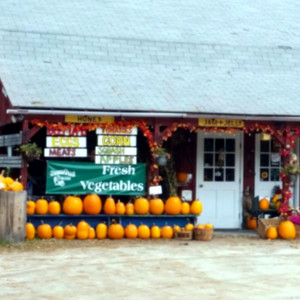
46;161;146;195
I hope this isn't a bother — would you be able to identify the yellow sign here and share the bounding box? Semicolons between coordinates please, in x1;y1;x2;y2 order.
198;118;244;128
65;115;115;124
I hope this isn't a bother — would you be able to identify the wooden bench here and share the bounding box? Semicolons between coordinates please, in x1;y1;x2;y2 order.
250;196;279;218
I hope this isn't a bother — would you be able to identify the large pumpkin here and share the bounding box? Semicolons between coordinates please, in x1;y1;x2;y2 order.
35;199;49;215
165;196;182;215
63;196;83;215
108;223;124;239
83;194;102;215
26;200;36;215
134;197;149;215
190;200;203;215
125;224;138;239
149;198;164;215
26;223;35;240
161;225;173;239
37;223;52;239
103;196;116;215
76;220;89;240
259;198;269;210
52;225;64;239
64;224;77;240
137;224;150;239
48;200;61;215
96;223;107;239
278;220;296;239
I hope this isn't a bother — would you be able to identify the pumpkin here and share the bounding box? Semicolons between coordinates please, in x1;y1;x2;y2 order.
173;225;181;233
165;196;182;215
205;223;214;229
137;224;150;239
150;225;161;239
5;176;14;186
88;227;96;239
76;220;89;240
63;196;83;215
116;200;126;215
52;225;64;239
125;202;135;215
64;224;77;240
108;222;124;239
48;201;61;215
185;223;194;231
266;226;278;240
181;202;190;215
196;224;205;229
246;216;257;230
96;223;107;239
37;223;52;239
83;194;102;215
161;225;173;239
103;196;116;215
125;224;138;239
0;171;7;190
26;200;36;215
149;198;164;215
176;172;188;183
259;198;269;210
8;180;23;191
134;197;149;215
278;220;296;239
190;200;203;215
35;199;49;215
26;223;35;240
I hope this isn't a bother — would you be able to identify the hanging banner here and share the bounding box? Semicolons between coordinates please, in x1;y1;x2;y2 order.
46;161;146;195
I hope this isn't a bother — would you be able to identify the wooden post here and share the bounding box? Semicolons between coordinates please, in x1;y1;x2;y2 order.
0;191;27;243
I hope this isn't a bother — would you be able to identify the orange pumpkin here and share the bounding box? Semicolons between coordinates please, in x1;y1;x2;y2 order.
83;194;102;215
165;196;182;215
278;220;296;239
64;224;77;240
125;202;135;215
125;224;138;239
259;198;269;210
116;200;126;215
35;199;49;215
26;200;36;215
246;216;257;230
76;220;89;240
149;198;164;215
266;226;278;240
185;223;194;231
0;171;7;190
88;227;96;239
108;223;124;239
190;200;203;215
137;224;150;239
176;172;188;183
26;223;35;240
48;201;61;215
8;180;23;191
96;223;107;239
150;225;161;239
181;202;190;215
63;196;83;215
52;225;64;239
103;196;116;215
37;223;52;239
161;225;173;239
173;225;181;233
134;197;149;215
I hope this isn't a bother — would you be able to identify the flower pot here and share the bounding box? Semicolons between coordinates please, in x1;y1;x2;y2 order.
157;155;168;166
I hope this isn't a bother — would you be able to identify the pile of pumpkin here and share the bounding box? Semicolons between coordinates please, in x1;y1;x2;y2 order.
27;194;203;216
26;220;212;240
263;220;298;240
0;171;24;191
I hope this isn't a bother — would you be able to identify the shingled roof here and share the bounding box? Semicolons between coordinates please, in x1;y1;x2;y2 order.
0;1;300;118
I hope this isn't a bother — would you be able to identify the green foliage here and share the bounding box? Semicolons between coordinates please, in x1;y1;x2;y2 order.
17;143;42;160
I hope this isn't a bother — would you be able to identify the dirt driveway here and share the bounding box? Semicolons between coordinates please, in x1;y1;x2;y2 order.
1;232;300;300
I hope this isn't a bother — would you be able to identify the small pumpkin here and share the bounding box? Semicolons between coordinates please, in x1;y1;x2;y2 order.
76;220;89;240
266;226;278;240
278;220;296;239
26;200;36;215
259;198;269;210
150;225;161;239
48;200;61;215
83;194;102;215
205;223;214;229
125;224;138;239
35;199;49;215
52;225;64;239
103;196;116;215
161;225;173;239
26;222;35;240
63;196;83;215
8;179;23;191
165;196;182;215
125;202;135;215
185;223;194;231
37;223;52;239
88;226;96;239
246;216;257;230
96;223;107;239
181;202;190;215
176;172;188;183
149;198;164;215
137;224;150;239
64;224;77;240
116;200;126;215
173;225;181;233
190;200;203;215
108;222;124;239
134;197;149;215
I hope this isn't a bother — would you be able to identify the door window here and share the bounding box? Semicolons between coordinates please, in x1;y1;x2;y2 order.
203;138;235;182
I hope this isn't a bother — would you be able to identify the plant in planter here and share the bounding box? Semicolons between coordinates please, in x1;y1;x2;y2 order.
156;147;170;166
17;143;42;161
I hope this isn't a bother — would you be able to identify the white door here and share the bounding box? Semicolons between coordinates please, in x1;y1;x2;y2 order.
196;132;243;229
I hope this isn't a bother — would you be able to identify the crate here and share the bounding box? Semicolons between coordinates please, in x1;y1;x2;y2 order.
257;218;284;239
174;230;193;241
194;227;213;241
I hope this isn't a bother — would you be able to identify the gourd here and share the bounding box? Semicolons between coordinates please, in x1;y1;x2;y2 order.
190;200;203;215
181;202;190;215
35;199;49;215
96;223;107;239
165;196;182;215
48;200;61;215
149;198;164;215
134;197;149;215
64;224;77;240
83;194;102;215
125;224;138;239
26;223;35;240
108;222;124;239
161;225;173;239
63;196;83;215
103;196;116;215
259;198;269;210
150;225;161;239
76;220;89;240
278;220;296;239
137;224;150;239
37;223;52;239
52;225;64;239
